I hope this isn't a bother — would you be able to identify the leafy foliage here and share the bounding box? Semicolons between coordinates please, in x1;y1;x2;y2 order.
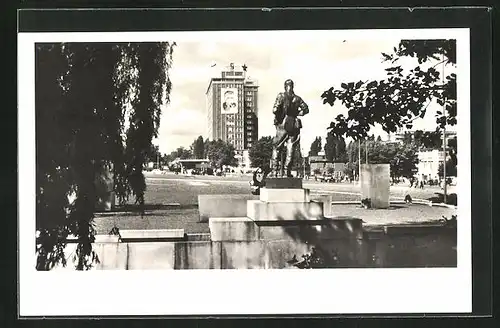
346;139;418;181
35;42;175;270
205;139;238;169
322;40;457;140
164;147;192;163
144;145;161;165
402;130;443;150
368;141;419;180
438;158;457;177
288;247;340;269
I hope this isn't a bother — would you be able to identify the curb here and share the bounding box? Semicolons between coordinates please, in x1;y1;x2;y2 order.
325;199;456;209
431;203;457;209
94;203;182;217
329;201;361;205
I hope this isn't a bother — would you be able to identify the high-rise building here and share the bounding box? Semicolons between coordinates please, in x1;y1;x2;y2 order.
206;63;259;167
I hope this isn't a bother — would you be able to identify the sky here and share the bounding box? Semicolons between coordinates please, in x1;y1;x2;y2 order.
154;33;455;155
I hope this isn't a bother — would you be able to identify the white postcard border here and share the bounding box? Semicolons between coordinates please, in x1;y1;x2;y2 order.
18;28;471;316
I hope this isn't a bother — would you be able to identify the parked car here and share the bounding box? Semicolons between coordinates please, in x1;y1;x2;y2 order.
315;174;334;183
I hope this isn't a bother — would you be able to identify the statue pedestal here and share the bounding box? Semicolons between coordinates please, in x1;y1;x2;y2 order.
207;178;363;243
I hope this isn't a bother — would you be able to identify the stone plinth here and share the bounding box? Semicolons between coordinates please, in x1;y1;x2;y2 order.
360;164;390;209
247;199;324;222
260;188;310;203
198;194;259;222
265;178;302;189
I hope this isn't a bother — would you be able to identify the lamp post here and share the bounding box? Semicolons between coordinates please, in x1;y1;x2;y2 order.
443;126;447;203
301;146;306;179
358;138;361;183
366;139;369;164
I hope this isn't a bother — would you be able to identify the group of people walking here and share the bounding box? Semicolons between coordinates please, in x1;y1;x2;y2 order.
410;176;425;189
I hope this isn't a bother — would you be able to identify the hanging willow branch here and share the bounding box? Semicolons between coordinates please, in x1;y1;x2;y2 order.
35;42;176;270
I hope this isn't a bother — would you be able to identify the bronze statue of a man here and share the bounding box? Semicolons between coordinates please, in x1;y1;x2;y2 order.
270;79;309;178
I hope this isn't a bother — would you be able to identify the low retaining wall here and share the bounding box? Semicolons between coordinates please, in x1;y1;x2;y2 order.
53;224;456;270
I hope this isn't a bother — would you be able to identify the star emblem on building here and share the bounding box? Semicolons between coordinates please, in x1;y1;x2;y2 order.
242;64;247;71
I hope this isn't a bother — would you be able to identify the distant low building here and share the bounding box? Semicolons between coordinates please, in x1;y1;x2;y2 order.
417;149;455;181
309;154;346;177
170;158;210;171
390;129;457;145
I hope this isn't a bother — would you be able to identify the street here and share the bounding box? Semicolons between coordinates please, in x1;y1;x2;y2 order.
142;172;449;206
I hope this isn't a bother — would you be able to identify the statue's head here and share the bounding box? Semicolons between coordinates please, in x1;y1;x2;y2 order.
284;79;294;93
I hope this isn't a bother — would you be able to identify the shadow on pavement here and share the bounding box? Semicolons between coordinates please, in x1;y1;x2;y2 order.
427;193;457;206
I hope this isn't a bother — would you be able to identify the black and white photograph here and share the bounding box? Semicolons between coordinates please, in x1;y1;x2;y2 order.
19;24;475;316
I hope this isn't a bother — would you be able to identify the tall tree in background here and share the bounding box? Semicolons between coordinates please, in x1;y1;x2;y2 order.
324;133;337;162
346;141;360;178
144;145;161;165
322;39;456;143
309;137;322;156
35;42;175;270
335;136;347;162
248;136;273;169
324;134;347;162
291;146;304;174
191;135;206;159
206;139;238;169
